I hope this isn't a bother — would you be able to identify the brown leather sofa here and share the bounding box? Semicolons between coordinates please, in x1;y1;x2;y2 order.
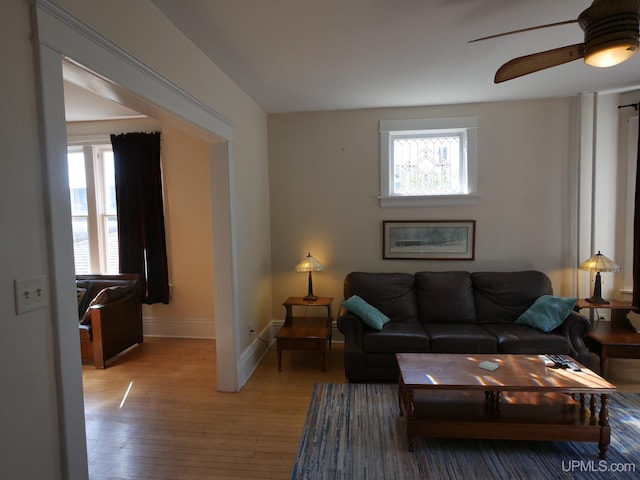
76;274;143;368
336;271;595;382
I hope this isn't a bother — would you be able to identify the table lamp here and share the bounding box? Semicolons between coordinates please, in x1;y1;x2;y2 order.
578;251;621;304
295;252;324;301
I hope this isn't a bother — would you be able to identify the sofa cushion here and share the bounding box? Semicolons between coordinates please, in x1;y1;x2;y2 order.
471;271;553;324
483;324;571;354
515;295;577;332
424;323;498;353
344;272;418;322
415;271;476;324
362;322;430;354
342;295;390;330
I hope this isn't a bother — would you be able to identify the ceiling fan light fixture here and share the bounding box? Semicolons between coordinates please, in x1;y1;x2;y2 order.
584;37;639;67
581;9;640;68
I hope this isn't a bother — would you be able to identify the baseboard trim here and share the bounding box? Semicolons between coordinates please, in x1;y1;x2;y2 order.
143;317;215;339
238;323;275;387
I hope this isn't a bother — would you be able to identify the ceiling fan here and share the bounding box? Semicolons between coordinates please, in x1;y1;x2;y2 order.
470;0;640;83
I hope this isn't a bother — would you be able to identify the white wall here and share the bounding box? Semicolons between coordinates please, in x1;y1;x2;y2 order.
588;93;622;302
1;1;65;478
268;98;581;319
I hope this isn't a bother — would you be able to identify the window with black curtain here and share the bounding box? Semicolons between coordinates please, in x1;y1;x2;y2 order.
110;132;170;304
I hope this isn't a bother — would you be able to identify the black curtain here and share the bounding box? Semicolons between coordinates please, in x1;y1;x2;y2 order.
633;118;640;309
111;132;169;304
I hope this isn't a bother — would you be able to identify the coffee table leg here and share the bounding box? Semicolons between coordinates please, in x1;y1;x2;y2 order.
320;340;326;372
406;387;416;452
599;394;610;459
397;382;416;451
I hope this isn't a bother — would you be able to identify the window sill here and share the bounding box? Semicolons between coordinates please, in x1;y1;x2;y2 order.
378;193;480;208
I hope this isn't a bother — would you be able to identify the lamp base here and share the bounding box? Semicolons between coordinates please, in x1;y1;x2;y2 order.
585;272;609;304
584;296;610;305
303;271;318;302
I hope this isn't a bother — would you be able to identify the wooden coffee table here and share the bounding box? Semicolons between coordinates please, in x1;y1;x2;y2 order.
396;353;617;458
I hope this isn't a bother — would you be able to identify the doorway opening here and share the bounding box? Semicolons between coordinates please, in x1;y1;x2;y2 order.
34;3;240;476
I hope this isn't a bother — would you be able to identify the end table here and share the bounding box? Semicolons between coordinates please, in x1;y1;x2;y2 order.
577;299;640;374
275;296;333;371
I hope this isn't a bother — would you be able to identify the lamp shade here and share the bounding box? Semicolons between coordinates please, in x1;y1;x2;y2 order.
578;251;621;273
295;253;325;273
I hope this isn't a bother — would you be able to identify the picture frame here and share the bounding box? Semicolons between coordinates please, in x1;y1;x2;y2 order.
383;220;476;260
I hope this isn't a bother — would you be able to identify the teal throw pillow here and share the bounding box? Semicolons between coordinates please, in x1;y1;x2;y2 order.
342;295;390;330
515;295;577;332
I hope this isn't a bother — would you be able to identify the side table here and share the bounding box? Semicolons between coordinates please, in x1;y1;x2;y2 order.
275;296;333;372
577;299;640;374
575;299;634;323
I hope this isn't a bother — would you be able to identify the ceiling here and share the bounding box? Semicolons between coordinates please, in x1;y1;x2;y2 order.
66;0;640;119
64;81;143;121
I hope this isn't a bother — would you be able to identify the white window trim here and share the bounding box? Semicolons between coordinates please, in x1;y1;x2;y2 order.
68;142;117;274
379;116;479;207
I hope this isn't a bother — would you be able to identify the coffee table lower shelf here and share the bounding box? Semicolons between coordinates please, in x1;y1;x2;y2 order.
399;389;611;459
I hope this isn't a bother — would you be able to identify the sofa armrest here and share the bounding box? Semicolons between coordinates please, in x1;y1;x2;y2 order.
88;294;143;368
558;311;596;369
337;308;364;346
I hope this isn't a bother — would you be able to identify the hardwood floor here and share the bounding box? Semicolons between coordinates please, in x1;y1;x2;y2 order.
83;337;347;480
83;338;640;479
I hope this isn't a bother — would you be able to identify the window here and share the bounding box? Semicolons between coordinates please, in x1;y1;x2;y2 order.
379;117;479;207
67;144;118;274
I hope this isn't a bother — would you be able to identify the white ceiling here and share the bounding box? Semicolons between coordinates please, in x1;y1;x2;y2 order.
65;0;640;120
64;81;143;121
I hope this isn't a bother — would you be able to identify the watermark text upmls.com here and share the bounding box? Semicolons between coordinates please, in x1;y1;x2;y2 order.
562;460;636;473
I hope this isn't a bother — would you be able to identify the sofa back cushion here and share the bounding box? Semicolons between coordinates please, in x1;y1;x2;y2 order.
343;272;418;322
415;271;476;323
471;271;553;324
75;275;140;321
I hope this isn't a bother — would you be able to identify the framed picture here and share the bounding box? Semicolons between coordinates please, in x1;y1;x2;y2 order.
383;220;476;260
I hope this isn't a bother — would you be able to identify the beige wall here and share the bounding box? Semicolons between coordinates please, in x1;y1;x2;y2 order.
268;98;581;319
145;126;216;336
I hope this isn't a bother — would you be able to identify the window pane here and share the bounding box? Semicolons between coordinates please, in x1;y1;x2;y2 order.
392;136;461;195
103;150;117;215
71;217;90;274
68;151;88;215
105;216;119;274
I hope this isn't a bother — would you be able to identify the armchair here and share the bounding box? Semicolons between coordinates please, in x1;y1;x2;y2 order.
76;273;143;368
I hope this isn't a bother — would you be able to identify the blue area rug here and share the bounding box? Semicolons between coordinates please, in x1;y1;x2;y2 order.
292;384;640;479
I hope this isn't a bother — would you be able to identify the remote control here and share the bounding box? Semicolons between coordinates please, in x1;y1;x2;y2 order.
557;354;581;371
545;354;580;371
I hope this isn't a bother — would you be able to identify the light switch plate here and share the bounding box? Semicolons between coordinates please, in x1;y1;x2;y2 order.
14;275;49;314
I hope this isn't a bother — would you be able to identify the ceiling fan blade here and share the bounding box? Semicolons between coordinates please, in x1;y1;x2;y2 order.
494;44;585;83
469;19;578;43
